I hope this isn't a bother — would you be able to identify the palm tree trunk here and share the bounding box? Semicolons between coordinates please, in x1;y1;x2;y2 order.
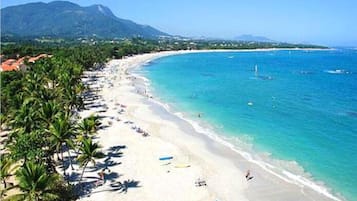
79;162;88;182
46;155;56;173
61;149;66;176
67;149;74;170
23;156;27;167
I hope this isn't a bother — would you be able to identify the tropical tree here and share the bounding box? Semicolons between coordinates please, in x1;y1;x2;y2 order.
48;114;75;174
86;115;101;132
39;101;61;127
1;43;112;200
5;161;59;201
22;73;46;99
58;81;84;114
0;156;18;189
0;156;18;198
0;71;24;117
8;130;47;164
10;98;41;133
77;115;100;137
77;138;104;182
76;119;92;147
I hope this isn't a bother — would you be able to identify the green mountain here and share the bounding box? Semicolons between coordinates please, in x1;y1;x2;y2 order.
1;1;169;38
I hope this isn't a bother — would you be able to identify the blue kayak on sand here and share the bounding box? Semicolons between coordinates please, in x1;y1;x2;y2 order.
159;156;173;160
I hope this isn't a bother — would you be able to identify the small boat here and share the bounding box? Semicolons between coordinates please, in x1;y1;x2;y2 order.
253;65;273;80
159;156;173;160
325;69;350;74
175;164;191;168
257;75;273;80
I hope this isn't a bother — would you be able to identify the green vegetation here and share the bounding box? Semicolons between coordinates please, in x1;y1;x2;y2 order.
6;162;60;201
0;42;110;200
0;37;327;60
77;138;104;182
0;157;18;193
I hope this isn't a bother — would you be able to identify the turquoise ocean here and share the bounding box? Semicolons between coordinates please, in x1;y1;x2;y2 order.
134;49;357;201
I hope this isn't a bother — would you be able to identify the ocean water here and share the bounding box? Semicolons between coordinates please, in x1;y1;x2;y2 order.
135;49;357;201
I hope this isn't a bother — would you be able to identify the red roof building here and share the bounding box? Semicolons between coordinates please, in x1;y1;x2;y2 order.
1;59;19;71
1;54;51;72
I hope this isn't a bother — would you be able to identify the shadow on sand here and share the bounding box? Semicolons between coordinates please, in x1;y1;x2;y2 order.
71;144;133;197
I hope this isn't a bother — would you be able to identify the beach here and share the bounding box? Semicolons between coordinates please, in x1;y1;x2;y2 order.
75;50;341;201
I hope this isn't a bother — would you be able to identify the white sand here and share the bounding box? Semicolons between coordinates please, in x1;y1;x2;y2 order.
73;51;341;201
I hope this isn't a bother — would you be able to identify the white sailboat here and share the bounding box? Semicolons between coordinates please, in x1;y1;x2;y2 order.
255;65;258;77
253;64;273;80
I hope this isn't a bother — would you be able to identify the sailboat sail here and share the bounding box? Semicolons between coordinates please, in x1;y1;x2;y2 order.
255;65;258;76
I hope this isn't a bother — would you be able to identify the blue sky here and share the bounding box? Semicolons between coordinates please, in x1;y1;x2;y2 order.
2;0;357;46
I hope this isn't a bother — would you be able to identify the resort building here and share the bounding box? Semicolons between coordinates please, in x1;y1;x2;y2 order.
0;54;51;72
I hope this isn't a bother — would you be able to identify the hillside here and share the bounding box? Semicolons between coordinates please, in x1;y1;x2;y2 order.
234;34;274;42
1;1;169;38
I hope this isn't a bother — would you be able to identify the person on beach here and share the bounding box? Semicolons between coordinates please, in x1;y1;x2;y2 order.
96;169;105;186
245;170;254;181
97;167;111;185
245;170;250;179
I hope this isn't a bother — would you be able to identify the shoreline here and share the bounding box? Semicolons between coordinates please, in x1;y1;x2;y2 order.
128;50;343;201
78;50;343;201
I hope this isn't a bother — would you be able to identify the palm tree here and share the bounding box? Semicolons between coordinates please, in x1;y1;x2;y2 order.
0;156;17;188
77;118;93;137
5;161;59;201
10;98;41;133
5;93;25;126
77;115;99;137
0;114;7;131
0;156;18;197
48;114;75;174
75;115;101;151
60;86;83;114
75;117;93;153
22;73;47;100
86;115;101;133
77;138;104;182
39;101;61;127
35;58;60;90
